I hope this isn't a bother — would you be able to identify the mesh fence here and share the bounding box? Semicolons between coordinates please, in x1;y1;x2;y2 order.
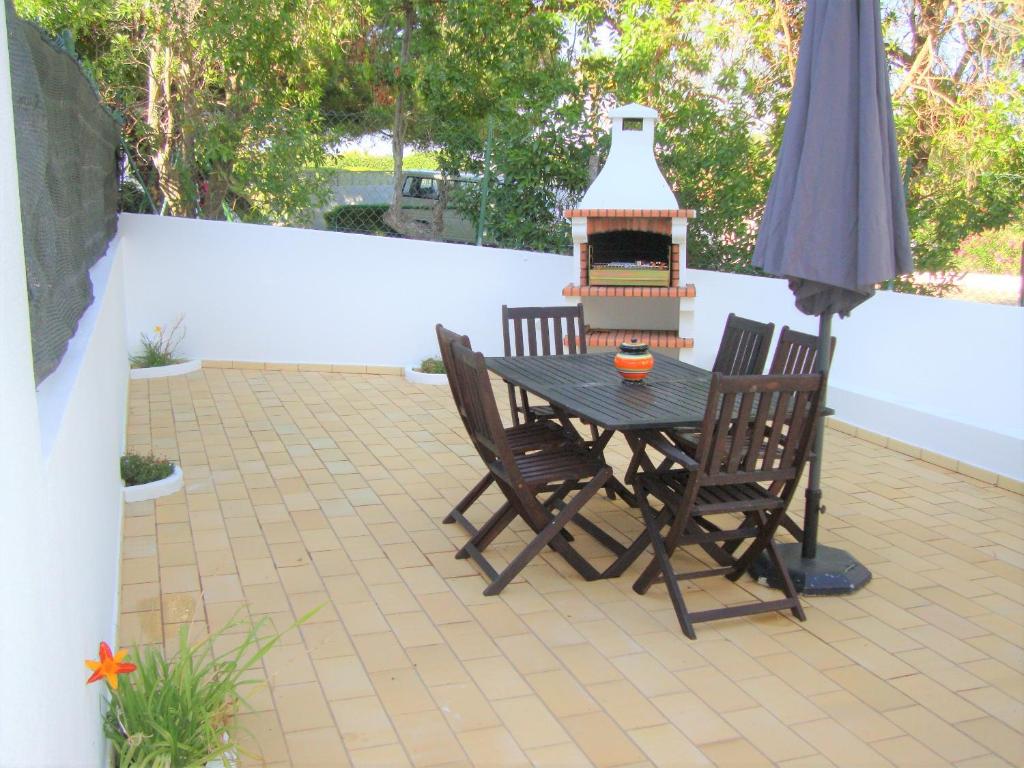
8;3;119;384
314;110;488;245
312;109;582;254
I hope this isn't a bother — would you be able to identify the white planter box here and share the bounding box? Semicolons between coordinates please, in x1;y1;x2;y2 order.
130;359;202;380
404;366;449;386
123;464;183;503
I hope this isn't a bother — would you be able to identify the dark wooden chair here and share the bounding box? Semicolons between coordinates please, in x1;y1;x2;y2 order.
435;324;574;536
769;326;836;375
651;313;774;453
628;372;824;639
502;304;587;426
712;313;775;376
447;341;613;595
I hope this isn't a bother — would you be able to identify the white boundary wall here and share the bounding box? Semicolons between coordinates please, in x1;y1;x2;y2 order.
683;270;1023;480
1;3;129;761
120;213;576;363
120;214;1023;481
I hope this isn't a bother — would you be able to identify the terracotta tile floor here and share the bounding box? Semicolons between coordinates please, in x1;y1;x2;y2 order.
119;368;1024;768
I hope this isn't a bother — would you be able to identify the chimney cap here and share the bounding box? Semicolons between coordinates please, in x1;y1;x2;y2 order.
609;103;658;119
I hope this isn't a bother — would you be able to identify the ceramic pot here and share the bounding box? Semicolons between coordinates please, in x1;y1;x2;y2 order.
614;339;654;382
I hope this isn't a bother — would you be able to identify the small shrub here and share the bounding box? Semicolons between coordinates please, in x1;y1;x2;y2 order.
101;611;317;767
957;225;1024;275
416;357;445;374
121;452;175;486
130;316;186;368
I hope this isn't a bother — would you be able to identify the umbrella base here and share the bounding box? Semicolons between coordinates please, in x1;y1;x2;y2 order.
750;543;871;595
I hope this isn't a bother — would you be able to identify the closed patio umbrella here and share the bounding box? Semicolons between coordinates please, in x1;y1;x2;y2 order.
750;0;913;594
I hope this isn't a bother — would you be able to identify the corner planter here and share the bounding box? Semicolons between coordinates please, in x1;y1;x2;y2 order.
130;359;202;380
404;366;448;386
123;463;183;503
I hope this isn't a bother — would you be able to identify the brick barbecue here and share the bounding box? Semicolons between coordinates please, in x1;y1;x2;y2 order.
563;104;696;351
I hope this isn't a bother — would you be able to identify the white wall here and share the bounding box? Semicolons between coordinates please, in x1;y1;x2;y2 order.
685;269;1024;480
119;214;1023;481
1;3;129;761
120;213;575;364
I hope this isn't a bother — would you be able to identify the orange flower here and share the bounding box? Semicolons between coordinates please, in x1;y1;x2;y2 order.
85;642;136;689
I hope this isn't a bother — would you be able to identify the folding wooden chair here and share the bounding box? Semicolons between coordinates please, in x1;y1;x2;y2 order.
769;326;836;375
448;342;613;595
501;303;587;426
635;312;776;464
629;372;824;638
712;313;775;376
435;324;574;535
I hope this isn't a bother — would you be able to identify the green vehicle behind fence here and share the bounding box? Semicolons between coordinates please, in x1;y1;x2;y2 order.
320;169;479;244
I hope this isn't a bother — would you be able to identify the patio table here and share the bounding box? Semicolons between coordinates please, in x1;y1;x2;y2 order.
485;351;718;575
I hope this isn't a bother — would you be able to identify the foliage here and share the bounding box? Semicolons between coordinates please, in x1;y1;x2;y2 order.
416;357;445;374
18;0;1022;283
609;0;798;273
323;150;438;172
102;614;314;767
324;204;395;236
130;316;185;368
885;0;1024;294
957;225;1024;275
120;452;174;486
17;0;368;224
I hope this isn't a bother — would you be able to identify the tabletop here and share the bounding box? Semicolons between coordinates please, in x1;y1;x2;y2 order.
485;351;712;431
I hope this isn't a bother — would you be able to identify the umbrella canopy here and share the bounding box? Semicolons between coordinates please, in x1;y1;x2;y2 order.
753;0;913;317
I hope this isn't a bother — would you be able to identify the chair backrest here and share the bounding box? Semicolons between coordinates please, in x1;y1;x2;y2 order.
502;303;587;357
435;324;472;425
449;342;519;478
693;373;823;500
769;326;837;375
712;314;775;375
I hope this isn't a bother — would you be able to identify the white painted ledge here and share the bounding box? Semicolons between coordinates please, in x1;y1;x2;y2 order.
129;359;201;380
123;463;183;503
404;366;449;386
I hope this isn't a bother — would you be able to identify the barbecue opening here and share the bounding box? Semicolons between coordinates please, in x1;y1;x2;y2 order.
588;230;671;287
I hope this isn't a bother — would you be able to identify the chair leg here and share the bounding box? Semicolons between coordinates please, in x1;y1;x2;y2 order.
443;473;494;526
765;538;806;621
457;480;576;560
483;469;609;595
634;486;696;639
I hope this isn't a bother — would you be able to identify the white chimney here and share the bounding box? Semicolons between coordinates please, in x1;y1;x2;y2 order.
579;103;679;211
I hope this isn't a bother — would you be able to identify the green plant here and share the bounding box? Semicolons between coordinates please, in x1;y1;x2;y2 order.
120;452;175;486
100;612;316;767
416;357;445;374
957;225;1024;276
130;316;186;368
322;150;439;171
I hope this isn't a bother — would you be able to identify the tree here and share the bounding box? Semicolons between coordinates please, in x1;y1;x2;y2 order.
883;0;1023;293
17;0;367;223
610;0;798;272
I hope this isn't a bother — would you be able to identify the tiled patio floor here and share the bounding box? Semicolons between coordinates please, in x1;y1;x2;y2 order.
119;368;1024;768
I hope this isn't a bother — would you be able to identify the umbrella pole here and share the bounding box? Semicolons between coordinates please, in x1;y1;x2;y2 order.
801;312;831;559
749;311;871;595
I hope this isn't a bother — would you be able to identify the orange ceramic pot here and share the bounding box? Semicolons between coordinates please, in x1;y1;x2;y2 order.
614;339;654;382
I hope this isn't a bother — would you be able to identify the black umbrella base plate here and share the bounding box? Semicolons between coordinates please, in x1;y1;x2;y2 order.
750;543;872;596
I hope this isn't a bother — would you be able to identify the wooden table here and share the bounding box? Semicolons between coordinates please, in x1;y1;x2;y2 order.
486;351;727;577
486;351;712;433
486;351;717;575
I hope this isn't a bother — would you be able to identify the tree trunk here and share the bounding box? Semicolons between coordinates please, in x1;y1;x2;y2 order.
148;44;188;216
384;2;428;237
